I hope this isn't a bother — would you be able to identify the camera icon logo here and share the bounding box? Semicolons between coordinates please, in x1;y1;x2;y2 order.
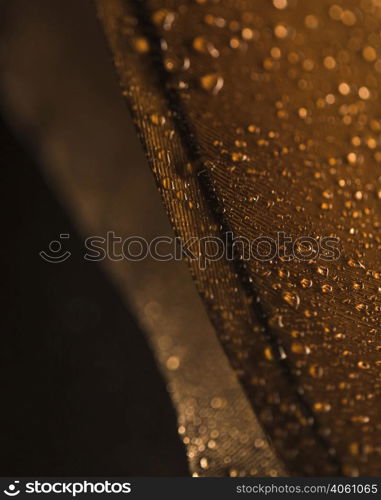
39;233;71;263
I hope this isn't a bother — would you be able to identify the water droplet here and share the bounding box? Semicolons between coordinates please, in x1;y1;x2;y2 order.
338;82;350;96
273;0;287;9
291;342;311;355
313;402;331;413
317;266;329;277
300;278;313;288
152;9;176;30
150;113;166;125
161;177;172;189
304;15;319;29
242;28;255;41
282;291;300;309
358;86;370;100
131;36;150;54
264;347;274;360
352;281;363;290
358;360;370;369
199;73;224;95
363;46;377;62
274;24;288;39
192;36;219;58
351;415;370;424
298;107;308;119
323;56;336;69
166;356;180;370
309;364;324;378
164;55;190;73
231;152;248;162
341;9;357;26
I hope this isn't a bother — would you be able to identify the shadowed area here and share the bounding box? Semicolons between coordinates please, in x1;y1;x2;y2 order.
0;117;188;475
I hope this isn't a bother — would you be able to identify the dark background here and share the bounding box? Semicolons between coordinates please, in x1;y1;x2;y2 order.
0;0;189;476
0;107;188;475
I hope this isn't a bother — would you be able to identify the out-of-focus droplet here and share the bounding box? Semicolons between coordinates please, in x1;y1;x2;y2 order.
231;152;248;162
273;0;288;9
347;152;358;164
161;177;172;189
166;356;180;370
131;36;150;53
291;342;311;355
363;46;377;62
164;55;190;73
199;73;224;95
358;86;370;100
341;9;357;26
274;24;288;39
309;364;324;378
304;15;319;29
242;28;254;40
298;107;308;119
150;113;166;126
192;36;219;58
358;360;370;370
152;9;176;30
264;346;274;360
323;56;336;69
313;402;331;413
338;82;350;95
351;415;370;424
329;5;343;21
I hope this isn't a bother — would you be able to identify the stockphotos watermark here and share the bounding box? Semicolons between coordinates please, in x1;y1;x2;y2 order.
39;231;341;269
3;480;131;497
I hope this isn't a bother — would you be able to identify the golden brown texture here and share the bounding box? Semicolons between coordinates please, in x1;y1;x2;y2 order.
98;0;381;475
